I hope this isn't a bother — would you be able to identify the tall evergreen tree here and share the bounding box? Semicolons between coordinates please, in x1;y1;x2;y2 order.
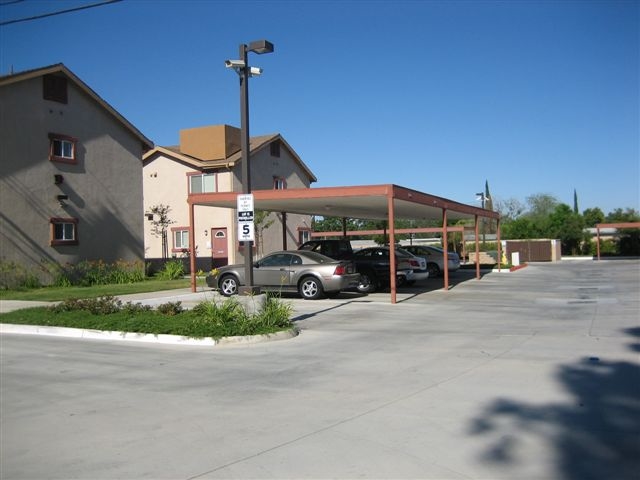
573;189;579;214
485;180;493;211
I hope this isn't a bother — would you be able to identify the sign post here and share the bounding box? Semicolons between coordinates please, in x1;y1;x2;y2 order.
237;194;259;294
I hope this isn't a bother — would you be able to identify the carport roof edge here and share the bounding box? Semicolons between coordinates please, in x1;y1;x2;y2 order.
188;184;500;221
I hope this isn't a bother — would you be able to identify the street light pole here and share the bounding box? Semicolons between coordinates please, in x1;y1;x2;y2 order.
227;40;274;295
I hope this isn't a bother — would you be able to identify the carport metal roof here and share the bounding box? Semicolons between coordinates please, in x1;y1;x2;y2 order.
188;184;500;221
187;184;501;303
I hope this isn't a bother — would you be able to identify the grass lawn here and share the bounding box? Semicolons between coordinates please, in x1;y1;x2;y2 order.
0;277;193;301
0;306;291;339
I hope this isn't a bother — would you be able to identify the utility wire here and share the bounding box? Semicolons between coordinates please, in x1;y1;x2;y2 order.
0;1;27;7
0;0;123;26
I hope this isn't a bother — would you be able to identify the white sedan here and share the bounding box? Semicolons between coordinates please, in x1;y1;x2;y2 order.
402;245;461;277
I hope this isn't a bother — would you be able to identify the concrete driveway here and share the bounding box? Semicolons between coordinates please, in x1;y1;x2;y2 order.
1;259;639;479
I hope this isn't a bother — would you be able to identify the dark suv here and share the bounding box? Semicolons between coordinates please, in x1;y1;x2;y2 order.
298;239;354;260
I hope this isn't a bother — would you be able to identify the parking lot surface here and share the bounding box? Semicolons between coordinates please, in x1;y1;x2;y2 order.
1;259;639;479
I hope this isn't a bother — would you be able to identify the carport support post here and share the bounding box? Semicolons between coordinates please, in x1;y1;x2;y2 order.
281;212;287;250
497;219;502;272
474;214;480;279
189;201;197;292
596;226;601;260
388;193;397;304
442;208;450;290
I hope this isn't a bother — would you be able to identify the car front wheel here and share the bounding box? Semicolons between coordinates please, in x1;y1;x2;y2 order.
219;274;239;296
299;276;324;300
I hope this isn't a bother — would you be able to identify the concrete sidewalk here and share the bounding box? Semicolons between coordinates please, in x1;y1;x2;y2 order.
1;260;639;479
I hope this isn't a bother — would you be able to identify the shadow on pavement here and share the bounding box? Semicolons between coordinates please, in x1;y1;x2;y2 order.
468;328;640;480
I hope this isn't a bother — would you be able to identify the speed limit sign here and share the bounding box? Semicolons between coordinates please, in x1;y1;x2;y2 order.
237;194;255;242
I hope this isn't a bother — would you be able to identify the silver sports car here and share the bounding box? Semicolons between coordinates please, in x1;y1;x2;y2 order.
206;250;361;300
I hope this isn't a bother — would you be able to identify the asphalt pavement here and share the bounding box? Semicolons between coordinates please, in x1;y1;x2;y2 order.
1;259;639;479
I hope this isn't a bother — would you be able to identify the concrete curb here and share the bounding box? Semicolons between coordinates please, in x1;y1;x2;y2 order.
0;323;299;347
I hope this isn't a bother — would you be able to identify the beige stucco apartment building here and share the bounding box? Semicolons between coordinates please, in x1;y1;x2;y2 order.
0;64;153;283
142;125;317;272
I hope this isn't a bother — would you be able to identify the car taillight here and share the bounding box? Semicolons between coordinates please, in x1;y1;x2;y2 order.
410;259;420;267
334;265;346;275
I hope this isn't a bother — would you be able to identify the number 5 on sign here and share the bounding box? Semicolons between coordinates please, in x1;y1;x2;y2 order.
238;221;255;242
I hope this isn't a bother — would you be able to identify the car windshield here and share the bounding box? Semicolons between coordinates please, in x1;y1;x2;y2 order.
396;248;413;258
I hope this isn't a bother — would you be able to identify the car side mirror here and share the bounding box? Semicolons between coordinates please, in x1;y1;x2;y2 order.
253;262;260;268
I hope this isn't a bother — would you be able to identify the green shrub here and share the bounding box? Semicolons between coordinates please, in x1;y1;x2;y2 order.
253;293;294;329
48;260;146;287
156;301;184;316
51;296;123;315
584;239;617;256
0;260;41;290
192;297;247;327
121;302;153;315
156;260;185;280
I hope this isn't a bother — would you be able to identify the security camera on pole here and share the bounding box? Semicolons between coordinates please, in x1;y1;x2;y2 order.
225;40;274;295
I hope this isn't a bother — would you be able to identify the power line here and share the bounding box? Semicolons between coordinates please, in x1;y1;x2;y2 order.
0;1;27;6
0;0;123;27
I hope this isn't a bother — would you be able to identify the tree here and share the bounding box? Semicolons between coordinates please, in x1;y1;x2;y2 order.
548;204;586;255
149;204;175;259
495;197;525;222
606;208;640;223
501;217;537;239
582;207;605;228
485;180;494;212
526;193;559;218
254;210;275;257
573;189;579;214
312;216;364;234
606;208;640;256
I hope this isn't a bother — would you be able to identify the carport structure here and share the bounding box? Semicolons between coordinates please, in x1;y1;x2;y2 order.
188;184;501;303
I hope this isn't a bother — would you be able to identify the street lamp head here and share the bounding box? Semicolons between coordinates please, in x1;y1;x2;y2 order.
248;39;274;54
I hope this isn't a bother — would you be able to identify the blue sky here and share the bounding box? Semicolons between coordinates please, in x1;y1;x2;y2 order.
1;0;638;215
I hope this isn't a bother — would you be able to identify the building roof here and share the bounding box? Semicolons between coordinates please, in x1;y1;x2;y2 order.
143;131;317;183
0;63;154;150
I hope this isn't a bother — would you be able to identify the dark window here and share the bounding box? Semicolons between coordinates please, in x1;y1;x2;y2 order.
270;141;280;158
43;74;68;104
50;217;78;245
260;253;293;267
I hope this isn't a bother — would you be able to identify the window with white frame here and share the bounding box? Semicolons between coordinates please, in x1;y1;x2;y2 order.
189;173;216;194
298;229;311;245
173;228;189;251
50;217;78;245
273;177;286;190
49;133;77;163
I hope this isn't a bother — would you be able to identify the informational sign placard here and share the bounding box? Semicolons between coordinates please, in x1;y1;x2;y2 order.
237;194;255;242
